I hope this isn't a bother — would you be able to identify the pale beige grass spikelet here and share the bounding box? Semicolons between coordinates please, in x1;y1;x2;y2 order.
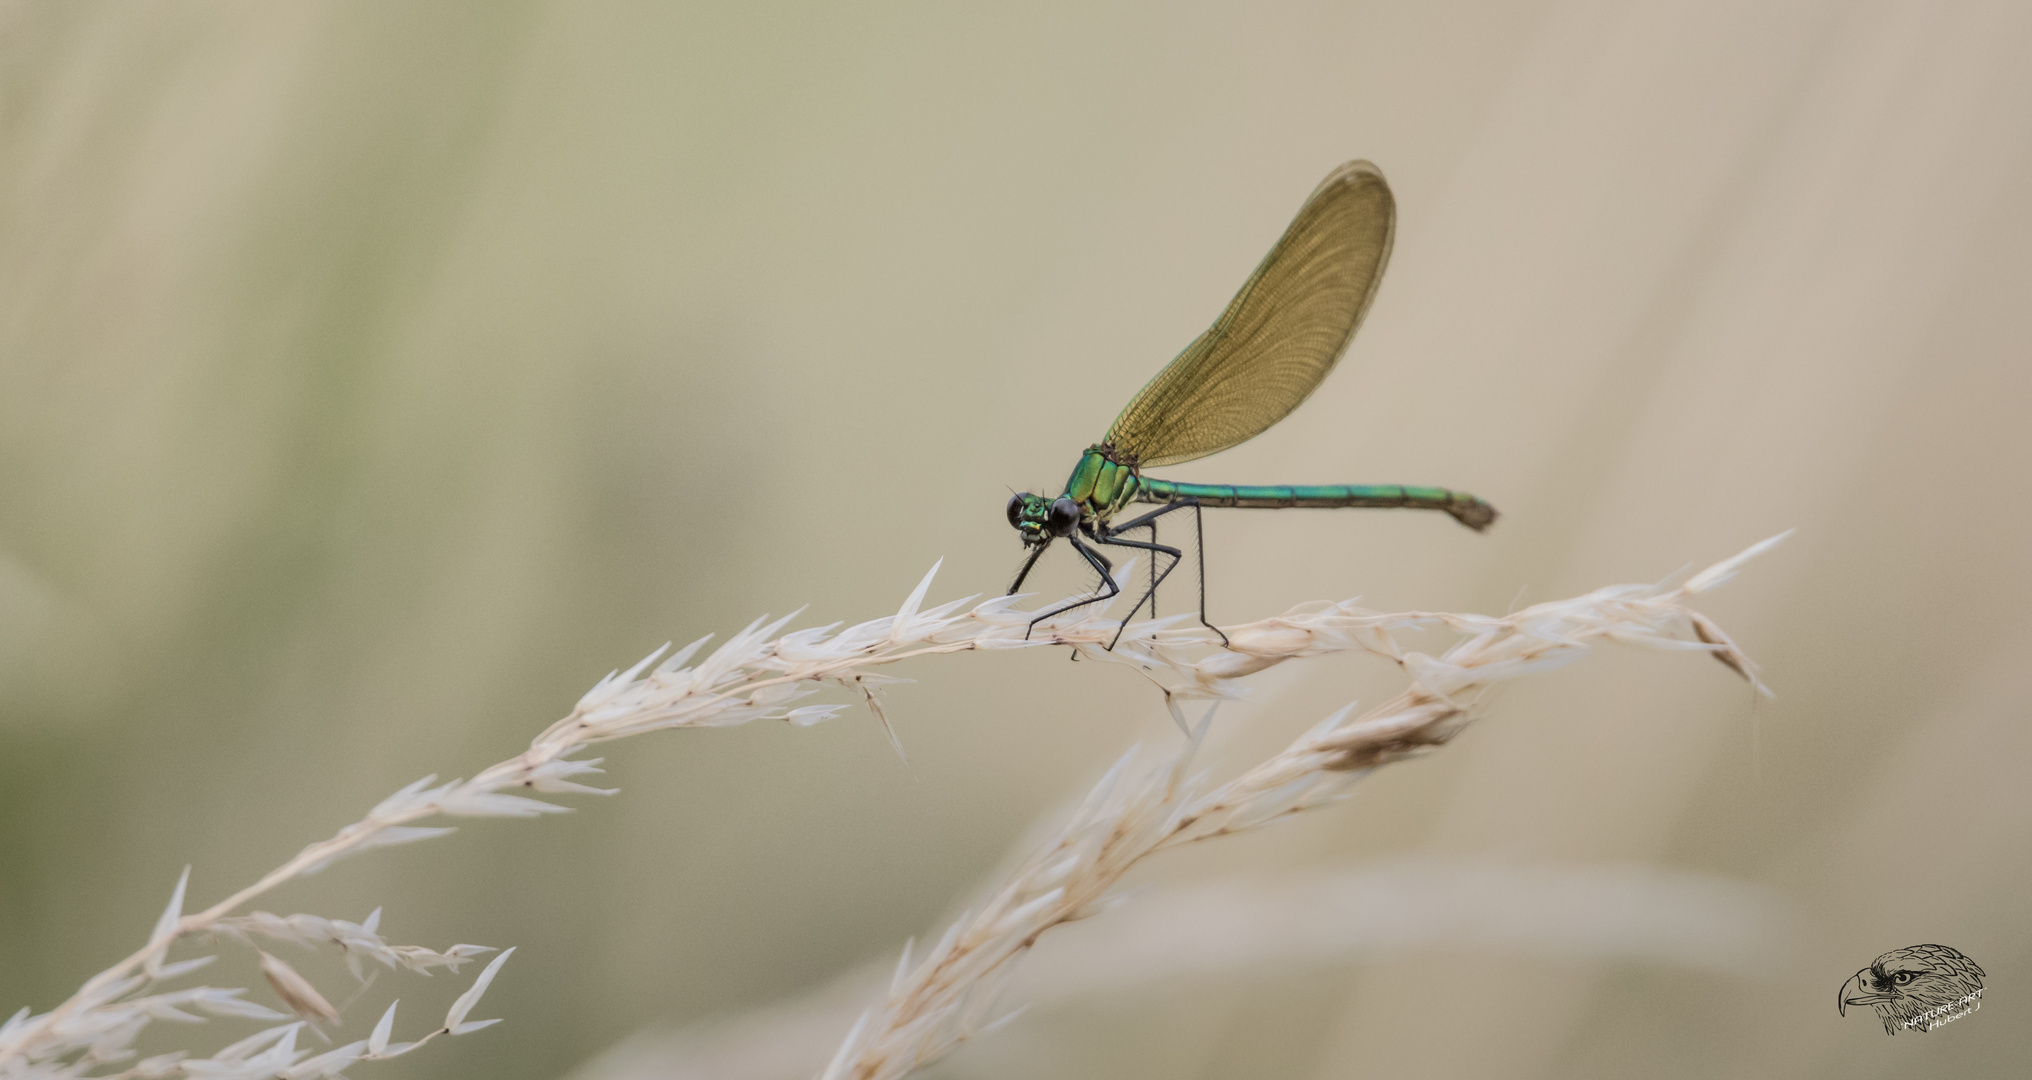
0;536;1781;1080
818;535;1783;1080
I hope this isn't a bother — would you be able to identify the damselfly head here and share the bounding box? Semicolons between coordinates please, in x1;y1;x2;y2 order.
1007;492;1079;545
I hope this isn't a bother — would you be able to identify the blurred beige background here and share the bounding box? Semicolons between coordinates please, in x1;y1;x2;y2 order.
3;0;2030;1077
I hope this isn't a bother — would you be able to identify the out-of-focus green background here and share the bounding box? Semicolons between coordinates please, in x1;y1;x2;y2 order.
4;1;2031;1077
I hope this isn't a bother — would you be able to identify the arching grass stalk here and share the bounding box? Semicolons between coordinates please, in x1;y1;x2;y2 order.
0;536;1781;1080
819;535;1781;1080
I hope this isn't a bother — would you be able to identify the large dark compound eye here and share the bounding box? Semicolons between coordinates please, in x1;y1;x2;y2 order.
1007;492;1030;528
1048;497;1081;536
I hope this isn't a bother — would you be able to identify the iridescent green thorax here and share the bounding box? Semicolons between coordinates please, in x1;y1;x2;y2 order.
1061;445;1142;524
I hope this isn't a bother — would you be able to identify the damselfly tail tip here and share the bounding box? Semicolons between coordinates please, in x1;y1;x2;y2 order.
1450;496;1498;532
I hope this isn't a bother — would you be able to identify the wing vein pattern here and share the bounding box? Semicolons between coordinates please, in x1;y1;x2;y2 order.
1105;159;1395;469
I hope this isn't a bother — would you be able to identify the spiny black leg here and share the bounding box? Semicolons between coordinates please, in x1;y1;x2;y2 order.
1095;499;1230;647
1078;523;1115;580
1104;498;1198;535
1092;529;1183;649
1145;519;1158;618
1024;533;1119;640
1192;502;1228;647
1007;542;1048;595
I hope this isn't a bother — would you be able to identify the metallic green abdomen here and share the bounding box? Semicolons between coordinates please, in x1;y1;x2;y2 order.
1059;447;1497;531
1134;477;1496;530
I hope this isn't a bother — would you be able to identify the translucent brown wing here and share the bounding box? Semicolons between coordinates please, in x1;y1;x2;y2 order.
1105;160;1395;468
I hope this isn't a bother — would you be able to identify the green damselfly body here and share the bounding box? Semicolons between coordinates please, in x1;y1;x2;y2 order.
1006;161;1497;648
